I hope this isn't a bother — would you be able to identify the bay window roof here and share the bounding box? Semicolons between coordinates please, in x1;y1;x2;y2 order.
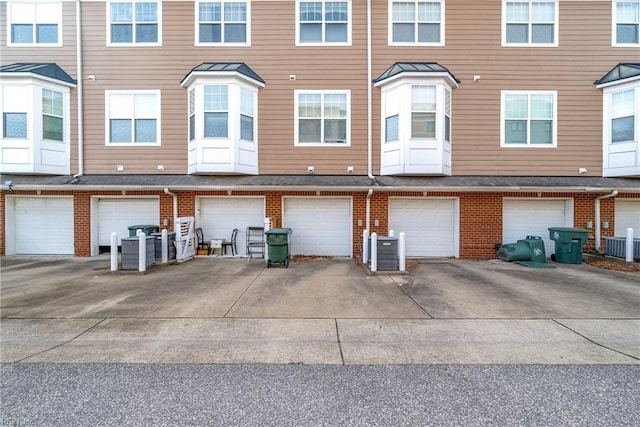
0;62;76;86
595;63;640;88
373;62;460;86
180;62;265;87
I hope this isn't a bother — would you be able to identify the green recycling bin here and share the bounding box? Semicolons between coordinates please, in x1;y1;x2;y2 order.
266;228;292;268
548;227;589;264
521;235;546;263
128;224;159;237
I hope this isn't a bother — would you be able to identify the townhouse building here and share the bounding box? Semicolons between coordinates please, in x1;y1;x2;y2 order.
1;0;639;259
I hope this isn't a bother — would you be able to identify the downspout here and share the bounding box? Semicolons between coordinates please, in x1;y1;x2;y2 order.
595;190;618;252
366;0;374;181
75;0;84;176
366;188;373;233
366;0;375;235
164;188;178;234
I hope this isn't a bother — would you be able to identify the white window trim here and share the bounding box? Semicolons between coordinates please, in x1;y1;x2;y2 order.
106;0;163;47
387;0;445;47
500;90;558;148
501;0;559;47
612;0;640;46
294;90;351;147
195;0;251;46
185;79;260;144
6;1;63;47
105;90;162;146
295;0;352;46
602;81;639;145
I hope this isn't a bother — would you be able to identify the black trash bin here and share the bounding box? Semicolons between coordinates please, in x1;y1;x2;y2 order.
266;228;292;268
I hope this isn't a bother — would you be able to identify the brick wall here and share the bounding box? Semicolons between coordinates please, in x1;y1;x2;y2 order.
1;189;637;258
460;193;503;259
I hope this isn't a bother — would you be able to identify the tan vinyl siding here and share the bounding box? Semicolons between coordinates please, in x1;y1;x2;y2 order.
80;1;370;175
372;1;640;176
3;1;638;176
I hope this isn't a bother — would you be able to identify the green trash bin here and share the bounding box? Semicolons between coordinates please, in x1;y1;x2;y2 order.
128;224;159;237
548;227;589;264
497;241;532;261
520;235;546;263
266;228;292;268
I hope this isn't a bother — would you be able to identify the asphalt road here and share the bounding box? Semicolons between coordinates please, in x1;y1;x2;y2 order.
1;364;638;426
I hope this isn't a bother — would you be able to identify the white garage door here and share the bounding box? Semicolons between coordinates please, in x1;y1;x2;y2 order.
283;197;351;257
389;198;458;257
199;197;265;256
615;199;640;238
503;199;571;256
97;198;159;245
13;197;74;254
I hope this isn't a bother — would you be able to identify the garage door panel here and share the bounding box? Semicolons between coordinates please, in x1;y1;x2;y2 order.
503;199;568;256
389;198;457;257
199;197;265;256
98;199;159;245
283;198;351;257
615;200;640;238
14;197;74;254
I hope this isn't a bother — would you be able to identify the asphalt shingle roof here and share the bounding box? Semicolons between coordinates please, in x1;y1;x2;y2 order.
1;174;638;192
0;63;77;85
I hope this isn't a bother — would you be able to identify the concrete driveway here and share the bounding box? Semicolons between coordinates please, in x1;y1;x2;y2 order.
1;256;638;365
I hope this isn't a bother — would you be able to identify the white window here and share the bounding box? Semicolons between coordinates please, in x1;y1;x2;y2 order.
240;87;255;141
106;91;161;145
2;86;28;139
610;88;637;143
7;1;62;46
501;91;557;147
503;1;558;46
614;1;640;45
411;85;437;138
42;89;63;141
108;1;161;45
188;89;196;141
204;85;228;138
196;1;249;45
297;1;351;45
389;0;444;45
295;90;350;146
444;87;451;142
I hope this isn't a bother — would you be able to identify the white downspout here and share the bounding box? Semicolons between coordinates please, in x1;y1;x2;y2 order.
366;0;374;181
164;188;178;234
75;0;84;176
595;190;618;252
366;188;373;233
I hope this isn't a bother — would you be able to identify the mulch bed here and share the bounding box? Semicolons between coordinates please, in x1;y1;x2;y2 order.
582;255;640;272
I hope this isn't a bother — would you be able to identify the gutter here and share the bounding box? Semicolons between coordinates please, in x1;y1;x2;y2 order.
75;0;84;177
6;183;640;193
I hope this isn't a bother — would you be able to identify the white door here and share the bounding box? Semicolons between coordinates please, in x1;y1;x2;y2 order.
503;199;571;256
198;197;265;256
283;197;351;257
97;198;160;245
615;199;640;238
12;197;74;254
389;198;458;257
